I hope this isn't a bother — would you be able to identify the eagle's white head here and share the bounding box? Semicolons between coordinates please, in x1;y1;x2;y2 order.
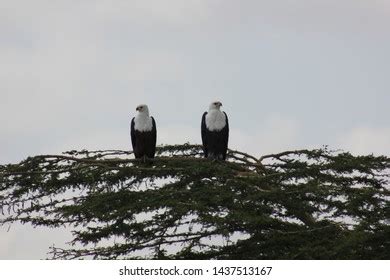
209;101;222;111
136;104;150;116
206;101;226;131
134;104;153;131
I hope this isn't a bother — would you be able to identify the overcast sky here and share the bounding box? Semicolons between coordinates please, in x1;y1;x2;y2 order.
1;0;390;259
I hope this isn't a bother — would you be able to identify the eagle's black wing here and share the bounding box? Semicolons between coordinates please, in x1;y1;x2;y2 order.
201;112;208;158
130;117;136;152
221;112;229;160
150;117;157;158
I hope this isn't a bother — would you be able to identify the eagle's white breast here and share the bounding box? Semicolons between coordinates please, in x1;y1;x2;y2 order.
205;110;226;131
134;115;153;132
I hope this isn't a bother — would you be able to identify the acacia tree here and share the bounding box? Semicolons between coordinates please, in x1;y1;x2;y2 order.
0;144;389;259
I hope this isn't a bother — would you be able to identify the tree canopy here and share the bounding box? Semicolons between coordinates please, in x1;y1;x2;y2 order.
0;144;389;259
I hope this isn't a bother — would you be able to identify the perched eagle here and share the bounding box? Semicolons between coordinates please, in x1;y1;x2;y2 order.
130;104;157;160
201;101;229;160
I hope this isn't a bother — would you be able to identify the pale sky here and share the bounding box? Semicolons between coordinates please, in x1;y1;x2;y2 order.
1;0;390;259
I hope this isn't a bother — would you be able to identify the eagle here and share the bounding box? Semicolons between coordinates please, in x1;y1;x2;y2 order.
130;104;157;160
201;101;229;160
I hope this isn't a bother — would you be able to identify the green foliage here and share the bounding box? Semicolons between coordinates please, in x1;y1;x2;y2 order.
0;144;389;259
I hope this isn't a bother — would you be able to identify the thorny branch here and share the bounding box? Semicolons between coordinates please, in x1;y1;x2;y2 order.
1;144;389;259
